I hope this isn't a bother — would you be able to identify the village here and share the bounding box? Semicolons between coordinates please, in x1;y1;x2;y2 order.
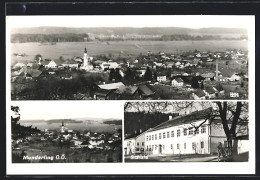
11;47;248;100
12;120;122;163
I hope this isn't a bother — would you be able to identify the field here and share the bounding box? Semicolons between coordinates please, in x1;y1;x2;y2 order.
10;40;248;65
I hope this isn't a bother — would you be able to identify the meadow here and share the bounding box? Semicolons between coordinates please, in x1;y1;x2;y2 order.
10;40;248;65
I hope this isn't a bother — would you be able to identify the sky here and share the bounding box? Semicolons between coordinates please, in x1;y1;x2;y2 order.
6;15;254;29
11;101;123;120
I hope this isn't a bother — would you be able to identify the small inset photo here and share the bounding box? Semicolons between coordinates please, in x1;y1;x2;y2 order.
10;101;122;163
124;101;249;162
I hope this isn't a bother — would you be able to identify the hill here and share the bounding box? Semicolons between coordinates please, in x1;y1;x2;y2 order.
11;26;247;35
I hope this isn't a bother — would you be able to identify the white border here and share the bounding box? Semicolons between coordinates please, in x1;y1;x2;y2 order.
6;15;255;175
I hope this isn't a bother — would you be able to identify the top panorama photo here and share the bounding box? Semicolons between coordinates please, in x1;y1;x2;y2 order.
8;16;251;100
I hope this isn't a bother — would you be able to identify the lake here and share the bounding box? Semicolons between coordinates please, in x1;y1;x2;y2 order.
20;121;122;133
10;40;248;65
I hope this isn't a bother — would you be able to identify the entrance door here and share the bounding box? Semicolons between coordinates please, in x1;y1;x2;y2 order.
159;144;162;154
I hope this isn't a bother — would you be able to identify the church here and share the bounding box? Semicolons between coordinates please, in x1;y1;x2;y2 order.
80;47;94;71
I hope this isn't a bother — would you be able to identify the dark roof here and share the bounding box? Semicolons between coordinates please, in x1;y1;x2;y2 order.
138;85;154;96
27;69;42;78
173;77;183;83
148;108;212;132
194;89;206;97
114;86;138;95
94;89;112;96
204;86;216;94
53;59;64;65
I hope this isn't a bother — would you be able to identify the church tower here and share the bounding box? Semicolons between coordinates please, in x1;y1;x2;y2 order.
83;47;89;66
61;121;67;134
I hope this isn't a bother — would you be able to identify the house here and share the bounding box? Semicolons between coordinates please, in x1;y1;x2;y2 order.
124;137;136;155
201;73;215;81
144;108;247;155
157;75;167;82
203;86;216;99
124;130;146;155
100;61;119;70
230;92;239;98
171;78;184;87
96;82;125;90
164;62;174;69
192;89;206;100
62;59;79;68
94;89;113;100
228;73;241;81
41;59;63;69
26;69;42;78
137;85;154;99
60;73;72;80
114;86;139;99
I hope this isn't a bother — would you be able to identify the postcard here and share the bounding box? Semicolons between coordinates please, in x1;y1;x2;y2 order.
6;15;255;175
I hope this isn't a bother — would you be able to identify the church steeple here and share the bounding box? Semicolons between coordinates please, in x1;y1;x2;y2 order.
84;47;87;53
62;121;64;126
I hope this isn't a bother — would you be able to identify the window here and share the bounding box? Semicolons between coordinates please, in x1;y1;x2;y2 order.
147;146;148;150
177;129;180;137
159;133;161;139
155;134;157;140
146;136;149;141
163;132;166;139
171;144;173;149
177;143;179;149
163;145;165;150
149;135;151;141
195;128;199;135
201;125;206;133
189;128;194;135
171;130;174;137
184;129;187;136
192;142;196;150
152;145;154;150
137;142;139;146
152;135;154;140
167;131;170;138
142;142;144;146
184;143;186;149
155;145;157;150
201;141;204;148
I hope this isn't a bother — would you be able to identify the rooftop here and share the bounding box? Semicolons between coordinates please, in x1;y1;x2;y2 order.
147;108;213;132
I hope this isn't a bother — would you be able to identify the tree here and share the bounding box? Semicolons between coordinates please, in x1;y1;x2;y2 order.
201;81;204;89
124;68;136;84
109;69;116;81
144;67;152;81
115;68;122;81
11;106;41;140
191;77;199;89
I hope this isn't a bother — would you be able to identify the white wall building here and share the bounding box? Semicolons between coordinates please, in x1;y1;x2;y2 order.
144;108;232;155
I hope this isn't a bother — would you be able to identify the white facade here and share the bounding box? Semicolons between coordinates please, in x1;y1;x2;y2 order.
145;120;210;155
45;60;57;68
124;138;136;155
171;79;184;87
100;62;119;70
157;76;167;82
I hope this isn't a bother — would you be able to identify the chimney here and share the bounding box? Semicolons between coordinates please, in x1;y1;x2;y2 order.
103;82;106;85
134;130;137;134
169;115;172;120
140;129;142;133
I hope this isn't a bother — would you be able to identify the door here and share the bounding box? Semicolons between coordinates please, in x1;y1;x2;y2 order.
159;144;162;154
